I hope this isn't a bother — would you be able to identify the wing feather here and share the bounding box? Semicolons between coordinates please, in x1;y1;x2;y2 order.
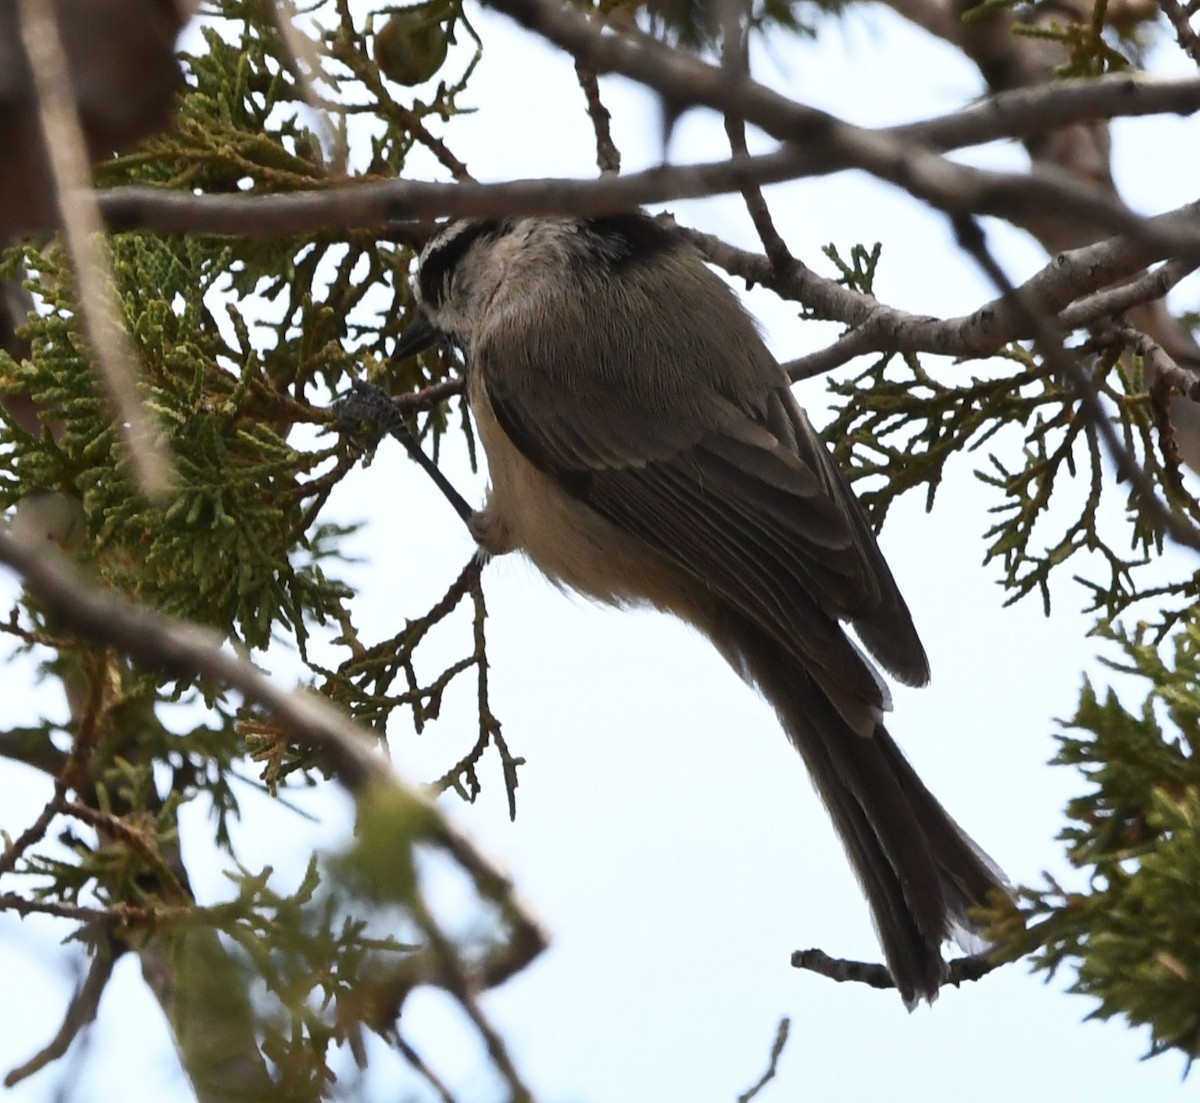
473;239;928;715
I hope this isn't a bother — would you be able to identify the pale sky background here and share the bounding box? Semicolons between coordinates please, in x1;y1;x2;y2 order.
2;4;1199;1101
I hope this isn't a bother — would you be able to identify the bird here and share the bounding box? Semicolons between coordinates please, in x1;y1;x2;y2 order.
388;211;1007;1004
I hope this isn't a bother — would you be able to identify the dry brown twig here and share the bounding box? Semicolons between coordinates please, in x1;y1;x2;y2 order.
792;947;1002;990
1156;0;1200;68
719;0;796;273
574;54;622;174
736;1017;791;1103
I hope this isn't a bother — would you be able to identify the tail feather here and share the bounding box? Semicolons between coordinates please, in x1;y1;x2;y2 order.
721;608;1006;1005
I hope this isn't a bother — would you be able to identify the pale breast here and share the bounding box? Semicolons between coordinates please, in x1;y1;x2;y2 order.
467;366;694;614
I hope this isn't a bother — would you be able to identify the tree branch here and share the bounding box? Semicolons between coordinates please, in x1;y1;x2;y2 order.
90;72;1200;244
736;1018;790;1103
791;947;1002;991
482;0;1194;244
15;0;175;501
677;201;1200;380
0;526;549;985
1156;0;1200;67
952;213;1200;553
3;939;116;1088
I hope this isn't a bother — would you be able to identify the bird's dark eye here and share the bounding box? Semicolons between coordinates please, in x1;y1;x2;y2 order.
419;219;505;308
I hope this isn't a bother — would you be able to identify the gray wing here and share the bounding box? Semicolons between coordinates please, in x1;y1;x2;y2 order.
475;257;929;704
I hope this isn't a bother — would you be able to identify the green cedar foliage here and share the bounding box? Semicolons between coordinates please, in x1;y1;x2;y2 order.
0;5;517;1095
822;239;1200;1061
0;0;1197;1092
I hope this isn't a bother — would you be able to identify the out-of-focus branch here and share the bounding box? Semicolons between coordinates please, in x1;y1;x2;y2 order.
1103;320;1199;398
1058;258;1200;335
0;528;379;787
574;57;621;174
721;0;796;272
1157;0;1200;66
15;0;175;501
736;1018;790;1103
266;0;346;174
3;943;116;1088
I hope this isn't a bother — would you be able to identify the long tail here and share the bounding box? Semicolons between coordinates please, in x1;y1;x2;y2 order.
724;609;1006;1005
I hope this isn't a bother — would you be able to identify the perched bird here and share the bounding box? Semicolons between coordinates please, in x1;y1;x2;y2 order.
391;211;1006;1004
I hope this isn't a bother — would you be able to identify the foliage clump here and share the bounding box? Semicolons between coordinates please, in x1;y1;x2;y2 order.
0;5;520;1096
1007;618;1200;1063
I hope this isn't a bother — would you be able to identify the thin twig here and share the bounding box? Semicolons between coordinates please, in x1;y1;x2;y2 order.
574;57;621;174
3;941;117;1088
15;0;175;501
1058;257;1200;332
63;800;193;903
719;0;795;273
0;781;67;877
0;893;124;923
268;0;346;174
1157;0;1200;65
952;214;1200;554
395;1033;460;1103
393;376;466;414
736;1018;790;1103
1103;320;1200;399
405;889;536;1102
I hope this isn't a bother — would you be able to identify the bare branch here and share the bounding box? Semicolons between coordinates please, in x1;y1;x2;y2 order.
720;2;795;272
3;941;116;1088
1058;258;1200;332
0;893;122;923
1157;0;1200;67
791;947;1002;990
677;201;1200;379
395;1033;461;1103
482;0;1194;242
574;56;621;174
736;1018;790;1103
90;73;1200;243
1103;321;1200;399
890;73;1200;152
